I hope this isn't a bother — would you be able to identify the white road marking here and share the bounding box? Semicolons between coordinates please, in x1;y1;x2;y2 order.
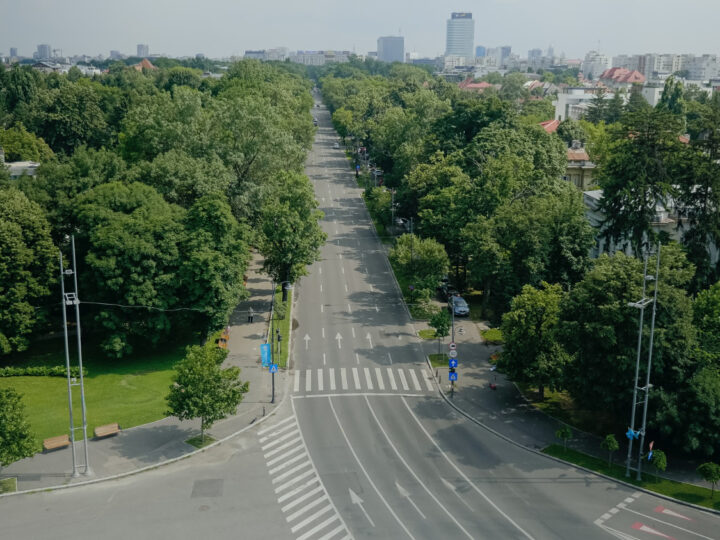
267;444;304;467
347;303;352;314
290;504;333;533
387;353;392;365
387;368;398;390
351;327;356;338
271;461;312;483
323;353;326;365
320;304;324;313
294;370;300;392
305;369;312;392
258;414;294;435
318;369;324;391
339;253;342;260
366;333;373;349
375;304;379;312
282;485;324;512
286;494;329;522
322;327;325;339
277;478;319;504
622;508;713;539
352;367;361;390
421;369;434;391
395;481;426;519
364;367;374;390
319;267;322;275
320;283;323;293
397;369;410;391
259;421;296;443
329;368;336;390
375;368;385;390
370;284;374;292
274;469;315;494
355;353;360;364
409;369;422;391
296;514;339;540
340;368;348;390
345;284;348;292
401;397;535;540
261;429;300;451
336;332;343;349
341;267;345;274
328;398;415;539
319;523;349;540
265;437;303;459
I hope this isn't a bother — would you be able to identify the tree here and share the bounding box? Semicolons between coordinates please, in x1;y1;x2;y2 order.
500;282;568;400
389;234;449;292
429;309;451;354
697;462;720;498
605;91;625;124
0;189;56;355
556;426;572;451
694;281;720;353
600;434;619;467
0;388;36;467
651;449;667;477
556;119;588;147
167;337;248;443
585;90;608;124
0;124;54;162
331;107;353;141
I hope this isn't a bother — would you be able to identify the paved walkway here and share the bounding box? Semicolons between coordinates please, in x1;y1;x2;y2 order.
413;318;713;490
1;254;284;494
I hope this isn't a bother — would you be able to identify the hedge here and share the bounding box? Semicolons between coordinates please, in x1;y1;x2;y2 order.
0;366;87;377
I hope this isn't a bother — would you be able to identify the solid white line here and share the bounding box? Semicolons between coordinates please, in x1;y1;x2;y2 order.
265;437;303;459
364;367;373;390
278;478;319;503
397;369;410;391
318;369;324;391
387;353;393;365
355;353;360;365
329;368;336;390
296;514;339;540
286;494;329;523
328;397;415;539
281;485;324;512
259;421;296;443
421;369;434;391
258;415;295;436
622;507;713;539
375;368;385;390
290;504;333;533
261;429;300;451
306;369;312;392
340;368;348;390
409;370;421;392
387;368;398;390
267;444;304;467
269;451;308;475
401;397;535;540
352;367;361;390
275;469;315;493
272;461;312;484
293;393;424;399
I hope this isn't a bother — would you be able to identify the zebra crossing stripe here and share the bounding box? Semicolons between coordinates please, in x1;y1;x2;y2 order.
268;451;308;475
286;494;329;522
296;514;339;540
274;468;316;493
277;478;319;503
422;369;434;391
261;429;300;451
409;369;421;391
281;484;324;512
364;367;373;390
386;368;398;390
340;368;348;390
351;367;361;390
272;461;312;484
265;436;302;459
305;369;312;392
317;524;347;540
318;369;324;391
259;421;296;443
397;369;410;391
267;444;305;467
290;505;333;533
375;367;385;390
294;370;300;392
329;367;336;390
258;414;295;436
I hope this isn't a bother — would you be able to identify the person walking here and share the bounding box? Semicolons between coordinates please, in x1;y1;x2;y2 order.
248;306;254;323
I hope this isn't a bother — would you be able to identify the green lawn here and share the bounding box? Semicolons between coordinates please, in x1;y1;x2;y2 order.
186;435;216;449
428;353;449;367
543;444;720;511
480;328;504;345
418;329;436;340
0;477;17;494
0;339;192;452
270;286;292;369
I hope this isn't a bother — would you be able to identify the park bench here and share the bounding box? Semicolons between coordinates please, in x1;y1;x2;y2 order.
94;423;120;439
43;434;70;452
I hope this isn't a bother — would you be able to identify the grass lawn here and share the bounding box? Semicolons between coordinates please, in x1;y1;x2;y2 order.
543;444;720;511
0;338;193;452
480;328;503;345
186;435;216;449
428;353;449;368
0;477;17;494
418;329;436;340
270;286;292;369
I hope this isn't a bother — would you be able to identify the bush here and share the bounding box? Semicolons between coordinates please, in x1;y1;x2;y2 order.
481;328;504;345
0;365;86;377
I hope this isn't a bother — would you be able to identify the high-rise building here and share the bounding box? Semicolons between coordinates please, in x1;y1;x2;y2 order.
475;46;486;58
581;50;610;80
500;46;512;65
37;44;52;59
10;47;18;58
377;36;404;63
137;44;149;57
528;48;542;60
445;12;474;59
110;50;123;60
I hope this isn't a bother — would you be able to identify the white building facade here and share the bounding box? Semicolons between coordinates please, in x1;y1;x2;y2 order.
445;12;474;60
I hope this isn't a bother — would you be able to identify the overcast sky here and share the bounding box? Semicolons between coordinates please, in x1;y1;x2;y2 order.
2;0;719;60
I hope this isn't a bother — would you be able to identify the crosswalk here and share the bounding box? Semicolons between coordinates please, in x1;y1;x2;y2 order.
293;367;435;395
258;415;351;540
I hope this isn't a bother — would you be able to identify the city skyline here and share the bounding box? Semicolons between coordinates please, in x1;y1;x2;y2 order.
2;0;720;60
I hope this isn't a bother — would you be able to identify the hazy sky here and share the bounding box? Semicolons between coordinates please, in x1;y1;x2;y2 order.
2;0;719;60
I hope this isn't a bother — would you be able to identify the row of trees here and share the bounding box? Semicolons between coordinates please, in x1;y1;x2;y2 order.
0;59;325;357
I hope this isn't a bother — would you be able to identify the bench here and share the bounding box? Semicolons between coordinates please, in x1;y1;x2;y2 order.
43;434;70;452
94;423;120;439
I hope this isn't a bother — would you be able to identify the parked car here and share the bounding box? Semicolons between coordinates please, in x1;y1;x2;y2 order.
439;283;459;301
449;295;470;317
313;119;318;127
333;142;339;149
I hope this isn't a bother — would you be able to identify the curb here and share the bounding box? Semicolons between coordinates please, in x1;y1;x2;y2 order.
422;355;720;517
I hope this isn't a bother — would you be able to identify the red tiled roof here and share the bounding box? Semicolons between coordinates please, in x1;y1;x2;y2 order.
458;77;494;92
567;147;590;161
600;67;645;84
133;58;158;71
539;119;560;133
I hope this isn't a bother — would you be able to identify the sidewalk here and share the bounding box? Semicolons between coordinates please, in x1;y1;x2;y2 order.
1;254;285;495
414;318;713;490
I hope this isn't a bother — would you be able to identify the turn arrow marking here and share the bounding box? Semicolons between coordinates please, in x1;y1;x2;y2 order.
396;481;426;519
303;334;310;350
335;332;343;349
631;522;675;539
366;332;373;349
654;506;691;521
441;478;475;512
349;488;375;527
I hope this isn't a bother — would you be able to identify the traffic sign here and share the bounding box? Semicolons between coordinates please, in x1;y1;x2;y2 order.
260;343;271;367
449;342;456;351
449;371;458;382
448;350;457;358
449;358;458;369
269;363;279;374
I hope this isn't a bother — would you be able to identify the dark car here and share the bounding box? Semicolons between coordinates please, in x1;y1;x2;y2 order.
439;282;458;301
449;295;470;317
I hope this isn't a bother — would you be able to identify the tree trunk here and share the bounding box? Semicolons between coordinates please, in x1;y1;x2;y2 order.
201;418;205;444
538;384;545;401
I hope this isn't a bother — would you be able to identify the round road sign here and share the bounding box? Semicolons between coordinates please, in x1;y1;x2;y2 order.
449;350;458;358
449;342;456;351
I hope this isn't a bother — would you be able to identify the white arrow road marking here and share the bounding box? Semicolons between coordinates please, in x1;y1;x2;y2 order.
441;478;475;512
366;333;373;349
396;482;426;519
375;304;379;313
303;334;310;350
349;488;375;527
625;509;711;539
335;332;343;349
631;522;674;539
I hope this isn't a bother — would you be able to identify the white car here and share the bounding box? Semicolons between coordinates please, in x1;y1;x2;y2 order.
333;142;339;149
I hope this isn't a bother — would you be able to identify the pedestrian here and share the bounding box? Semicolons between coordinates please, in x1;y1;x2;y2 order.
248;306;254;323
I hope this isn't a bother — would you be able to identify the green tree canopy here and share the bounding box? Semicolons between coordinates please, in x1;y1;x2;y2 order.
0;124;54;162
389;233;449;291
0;388;36;466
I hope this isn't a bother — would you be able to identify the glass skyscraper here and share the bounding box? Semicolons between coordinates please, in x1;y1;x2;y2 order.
445;12;474;59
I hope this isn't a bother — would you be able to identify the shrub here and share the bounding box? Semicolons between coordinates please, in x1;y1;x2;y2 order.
0;365;86;377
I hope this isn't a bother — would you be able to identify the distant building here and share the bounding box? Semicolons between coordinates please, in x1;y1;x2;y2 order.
581;50;610;80
132;58;158;71
565;141;596;191
598;67;645;90
528;48;542;60
137;44;149;58
445;12;474;59
291;51;351;66
500;46;512;66
9;47;18;58
553;87;613;121
244;50;266;60
1;148;40;180
458;77;497;93
475;46;486;58
377;36;404;63
37;44;52;60
109;50;123;60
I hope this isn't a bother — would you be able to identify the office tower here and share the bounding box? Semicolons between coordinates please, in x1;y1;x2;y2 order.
110;50;123;59
500;45;512;65
137;44;149;57
377;36;404;63
10;47;18;58
528;48;542;60
445;12;474;59
37;44;52;59
475;46;486;58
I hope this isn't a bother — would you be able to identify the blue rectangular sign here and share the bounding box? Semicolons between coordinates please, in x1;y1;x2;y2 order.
449;372;458;382
449;358;458;368
269;363;279;373
260;343;271;367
